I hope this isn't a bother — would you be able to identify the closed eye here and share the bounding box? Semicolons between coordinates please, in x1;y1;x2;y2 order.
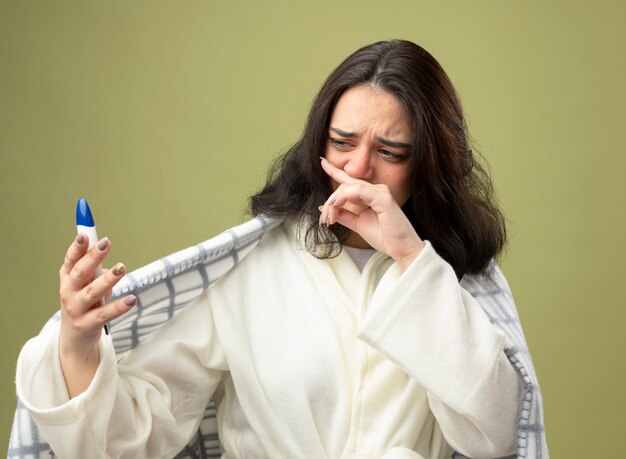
329;138;353;149
379;149;408;162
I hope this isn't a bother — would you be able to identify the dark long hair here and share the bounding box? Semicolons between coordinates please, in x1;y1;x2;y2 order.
250;40;506;278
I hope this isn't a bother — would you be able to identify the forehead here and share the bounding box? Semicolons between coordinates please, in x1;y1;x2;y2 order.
329;85;412;140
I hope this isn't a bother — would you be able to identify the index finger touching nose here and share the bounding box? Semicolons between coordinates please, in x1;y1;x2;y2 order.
320;157;357;185
60;234;89;277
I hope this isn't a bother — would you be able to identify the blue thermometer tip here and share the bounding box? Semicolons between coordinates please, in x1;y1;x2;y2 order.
76;198;95;227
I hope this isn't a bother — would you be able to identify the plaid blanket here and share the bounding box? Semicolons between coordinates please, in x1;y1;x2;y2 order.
9;215;548;458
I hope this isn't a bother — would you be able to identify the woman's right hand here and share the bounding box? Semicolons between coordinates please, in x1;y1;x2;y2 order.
58;233;136;397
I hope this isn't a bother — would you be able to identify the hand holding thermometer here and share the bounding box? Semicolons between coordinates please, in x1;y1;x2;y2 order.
57;199;135;397
76;198;110;334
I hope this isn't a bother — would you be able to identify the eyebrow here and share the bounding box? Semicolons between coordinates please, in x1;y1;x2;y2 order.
329;127;412;149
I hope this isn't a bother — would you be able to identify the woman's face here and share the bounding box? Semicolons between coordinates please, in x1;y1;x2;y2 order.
324;85;413;207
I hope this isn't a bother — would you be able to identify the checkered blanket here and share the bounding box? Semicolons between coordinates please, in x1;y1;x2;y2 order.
9;215;548;458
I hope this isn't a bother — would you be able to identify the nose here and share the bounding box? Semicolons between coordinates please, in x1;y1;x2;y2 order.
343;146;374;181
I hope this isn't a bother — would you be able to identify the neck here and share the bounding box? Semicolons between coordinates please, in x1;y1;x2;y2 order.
344;230;372;249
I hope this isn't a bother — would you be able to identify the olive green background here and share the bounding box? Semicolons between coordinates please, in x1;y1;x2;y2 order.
1;1;624;456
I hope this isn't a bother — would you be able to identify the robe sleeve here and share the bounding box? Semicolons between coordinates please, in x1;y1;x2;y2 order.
15;289;227;459
358;241;523;458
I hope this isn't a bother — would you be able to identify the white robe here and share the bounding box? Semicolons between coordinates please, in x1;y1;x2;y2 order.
16;219;523;459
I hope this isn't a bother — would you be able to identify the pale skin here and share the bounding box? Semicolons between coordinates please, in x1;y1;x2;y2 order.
59;84;424;397
319;84;425;271
58;236;136;397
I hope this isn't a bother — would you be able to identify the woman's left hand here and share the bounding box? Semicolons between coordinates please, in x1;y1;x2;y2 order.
319;157;425;270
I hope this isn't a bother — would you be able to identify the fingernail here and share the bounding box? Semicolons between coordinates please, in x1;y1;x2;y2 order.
76;234;85;245
112;263;125;276
326;215;331;228
97;237;109;251
124;295;137;306
329;197;336;205
318;205;324;212
320;156;327;163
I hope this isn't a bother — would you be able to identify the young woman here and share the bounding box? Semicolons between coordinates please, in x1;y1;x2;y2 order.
17;40;533;458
